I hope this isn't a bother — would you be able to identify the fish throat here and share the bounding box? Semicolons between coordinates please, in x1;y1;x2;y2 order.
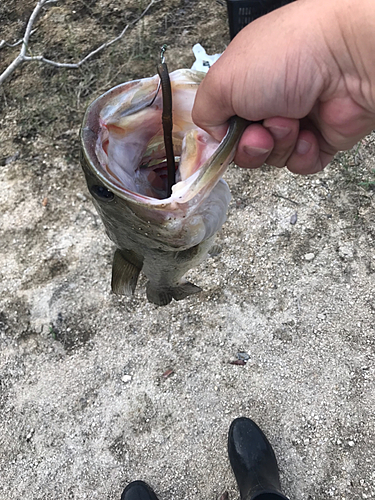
94;70;221;202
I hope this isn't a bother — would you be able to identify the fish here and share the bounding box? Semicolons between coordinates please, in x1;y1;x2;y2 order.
80;69;247;306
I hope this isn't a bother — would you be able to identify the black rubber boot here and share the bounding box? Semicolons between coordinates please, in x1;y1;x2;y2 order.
120;480;160;500
228;417;290;500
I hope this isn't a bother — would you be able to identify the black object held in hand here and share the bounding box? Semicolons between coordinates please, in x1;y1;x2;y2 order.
226;0;295;40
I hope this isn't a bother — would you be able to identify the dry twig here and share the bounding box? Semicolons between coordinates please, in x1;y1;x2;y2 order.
0;30;37;50
0;0;157;85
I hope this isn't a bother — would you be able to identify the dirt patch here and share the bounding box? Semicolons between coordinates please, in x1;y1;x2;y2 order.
1;1;375;500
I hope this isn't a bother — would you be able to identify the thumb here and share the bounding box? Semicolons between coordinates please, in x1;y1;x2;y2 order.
192;63;235;141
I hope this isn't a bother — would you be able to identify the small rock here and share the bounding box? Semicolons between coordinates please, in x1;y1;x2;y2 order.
338;243;354;261
1;151;20;166
290;213;298;225
304;253;315;261
26;429;35;442
348;440;355;447
162;368;174;379
121;375;132;383
76;192;87;202
237;352;250;361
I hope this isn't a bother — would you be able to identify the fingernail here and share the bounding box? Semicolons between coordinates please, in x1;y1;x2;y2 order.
267;126;291;140
296;139;312;155
244;146;270;157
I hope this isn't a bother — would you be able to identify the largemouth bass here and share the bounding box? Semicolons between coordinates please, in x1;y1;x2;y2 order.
80;69;246;306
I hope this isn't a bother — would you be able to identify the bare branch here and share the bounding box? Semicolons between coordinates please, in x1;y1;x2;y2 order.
0;0;53;84
0;30;37;50
0;53;26;85
0;0;157;85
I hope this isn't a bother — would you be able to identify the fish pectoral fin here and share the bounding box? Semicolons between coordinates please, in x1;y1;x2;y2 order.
146;281;202;306
111;249;142;296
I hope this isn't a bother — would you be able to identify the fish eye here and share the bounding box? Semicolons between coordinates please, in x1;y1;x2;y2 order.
90;185;115;202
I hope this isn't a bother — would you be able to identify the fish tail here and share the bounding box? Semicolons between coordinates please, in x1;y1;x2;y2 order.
146;281;202;306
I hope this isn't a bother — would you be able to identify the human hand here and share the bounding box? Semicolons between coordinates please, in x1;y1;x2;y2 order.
192;0;375;174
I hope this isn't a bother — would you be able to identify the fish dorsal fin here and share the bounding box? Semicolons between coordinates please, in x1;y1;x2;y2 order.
111;249;143;295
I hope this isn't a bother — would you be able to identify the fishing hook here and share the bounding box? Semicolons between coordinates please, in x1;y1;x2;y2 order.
148;44;168;107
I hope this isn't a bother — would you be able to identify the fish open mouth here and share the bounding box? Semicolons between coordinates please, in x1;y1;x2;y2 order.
91;70;220;202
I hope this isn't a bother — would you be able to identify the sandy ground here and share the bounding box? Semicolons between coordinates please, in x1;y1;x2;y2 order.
1;1;375;499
